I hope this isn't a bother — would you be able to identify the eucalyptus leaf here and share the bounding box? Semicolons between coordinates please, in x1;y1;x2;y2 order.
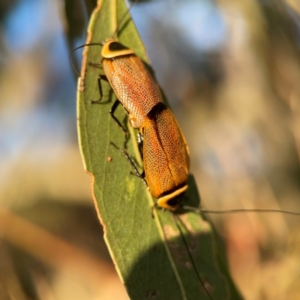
77;0;243;299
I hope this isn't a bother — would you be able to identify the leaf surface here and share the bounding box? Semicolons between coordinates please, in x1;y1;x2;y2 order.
77;0;242;299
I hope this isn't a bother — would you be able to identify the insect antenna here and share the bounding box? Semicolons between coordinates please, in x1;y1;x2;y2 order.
69;42;104;75
172;214;214;300
112;0;141;39
183;206;300;216
69;0;140;75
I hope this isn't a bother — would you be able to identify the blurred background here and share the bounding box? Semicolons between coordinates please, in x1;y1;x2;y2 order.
1;0;300;299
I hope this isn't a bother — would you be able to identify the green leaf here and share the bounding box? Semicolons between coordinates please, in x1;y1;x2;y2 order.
77;0;243;299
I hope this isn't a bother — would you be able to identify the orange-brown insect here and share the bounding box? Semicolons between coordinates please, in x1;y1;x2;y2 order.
101;39;161;129
141;102;190;210
100;39;190;211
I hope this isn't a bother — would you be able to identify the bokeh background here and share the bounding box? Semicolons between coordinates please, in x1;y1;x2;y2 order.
1;0;300;299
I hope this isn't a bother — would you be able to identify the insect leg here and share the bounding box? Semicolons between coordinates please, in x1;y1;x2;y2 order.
110;100;130;148
110;100;127;134
110;142;147;186
92;75;129;146
136;132;145;177
91;74;109;104
137;132;143;159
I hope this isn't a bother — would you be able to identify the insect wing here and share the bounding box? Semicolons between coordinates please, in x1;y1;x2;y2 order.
102;55;162;127
142;104;189;198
